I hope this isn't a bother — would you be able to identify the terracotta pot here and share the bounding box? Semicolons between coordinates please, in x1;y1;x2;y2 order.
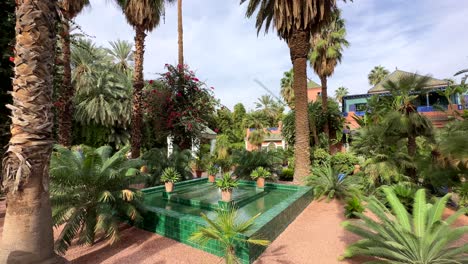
256;177;265;188
195;170;203;178
353;164;361;174
165;182;174;192
221;190;232;202
140;165;149;174
208;175;216;183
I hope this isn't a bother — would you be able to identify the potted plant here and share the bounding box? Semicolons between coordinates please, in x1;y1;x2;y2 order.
250;167;271;188
192;156;207;178
216;173;238;202
207;165;218;183
161;167;181;192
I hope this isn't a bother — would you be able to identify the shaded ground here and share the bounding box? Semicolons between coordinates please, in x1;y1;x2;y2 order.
0;198;466;264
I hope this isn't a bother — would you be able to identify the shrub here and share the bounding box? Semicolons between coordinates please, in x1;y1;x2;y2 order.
160;167;181;183
141;147;192;186
344;197;364;219
232;150;282;179
250;167;271;180
306;164;362;200
280;168;294;181
207;165;219;176
342;188;468;263
311;148;330;166
50;145;145;254
216;173;238;191
330;152;359;173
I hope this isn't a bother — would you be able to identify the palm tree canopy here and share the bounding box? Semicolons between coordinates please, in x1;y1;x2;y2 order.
60;0;90;18
334;86;348;102
106;39;134;73
241;0;339;40
280;68;295;108
368;65;389;86
308;9;349;78
116;0;174;31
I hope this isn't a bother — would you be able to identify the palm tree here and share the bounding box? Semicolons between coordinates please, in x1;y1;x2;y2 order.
334;86;348;104
241;0;339;182
0;1;60;263
116;0;174;158
368;65;389;86
50;145;145;254
57;0;90;147
454;68;467;84
177;0;184;66
309;9;349;147
106;39;134;73
280;68;294;109
190;208;270;264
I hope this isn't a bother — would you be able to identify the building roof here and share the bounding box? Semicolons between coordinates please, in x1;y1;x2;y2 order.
368;69;448;94
307;79;321;89
200;126;217;139
263;133;283;141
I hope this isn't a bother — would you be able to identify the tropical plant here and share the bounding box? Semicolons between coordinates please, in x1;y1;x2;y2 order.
334;86;348;104
250;167;272;180
106;39;134;73
342;188;468;263
207;165;219;176
232;150;282;179
280;68;294;109
241;0;340;182
57;0;91;147
377;182;419;213
368;65;389;86
50;145;145;254
0;1;58;262
306;164;361;200
330;152;359;173
455;67;468;84
160;167;181;183
309;9;349;146
116;0;175;158
141;147;192;186
344;196;364;219
189;207;270;264
216;173;238;191
280;168;294;181
311;148;330;166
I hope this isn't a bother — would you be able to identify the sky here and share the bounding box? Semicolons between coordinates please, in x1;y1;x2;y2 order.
75;0;468;111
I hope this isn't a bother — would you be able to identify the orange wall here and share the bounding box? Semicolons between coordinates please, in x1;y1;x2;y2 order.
307;87;321;102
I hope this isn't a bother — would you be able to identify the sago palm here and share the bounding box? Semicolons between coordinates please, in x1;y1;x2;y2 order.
306;164;361;200
241;0;341;182
50;145;146;254
342;188;468;263
309;9;349;146
368;65;389;86
190;208;270;264
116;0;175;158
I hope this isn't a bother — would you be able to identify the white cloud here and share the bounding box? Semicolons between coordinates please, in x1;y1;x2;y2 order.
76;0;468;110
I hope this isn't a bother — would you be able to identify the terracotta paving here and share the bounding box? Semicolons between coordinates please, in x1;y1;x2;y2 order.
0;198;466;264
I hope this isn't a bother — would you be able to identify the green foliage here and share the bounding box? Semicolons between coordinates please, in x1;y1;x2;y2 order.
330;152;359;173
250;167;271;180
342;188;468;263
279;168;294;181
141;147;192;187
377;183;419;213
189;208;270;264
207;165;219;176
216;173;238;191
306;164;362;200
454;182;468;209
344;197;364;219
50;145;145;254
368;65;389;86
160;167;181;183
311;148;330;166
232;150;282;179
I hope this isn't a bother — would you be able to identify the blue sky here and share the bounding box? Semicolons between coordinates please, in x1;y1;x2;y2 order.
76;0;468;110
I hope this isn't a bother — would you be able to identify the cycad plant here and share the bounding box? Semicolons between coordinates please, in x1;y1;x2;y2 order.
306;164;361;200
141;147;192;186
50;145;145;254
342;188;468;263
189;208;270;264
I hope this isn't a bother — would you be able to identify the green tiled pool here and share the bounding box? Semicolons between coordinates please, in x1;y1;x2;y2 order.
140;178;313;263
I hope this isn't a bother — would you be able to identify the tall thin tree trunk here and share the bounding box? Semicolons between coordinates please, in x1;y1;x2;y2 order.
58;18;73;147
320;75;330;151
0;1;63;263
177;0;184;66
289;29;311;184
131;26;146;159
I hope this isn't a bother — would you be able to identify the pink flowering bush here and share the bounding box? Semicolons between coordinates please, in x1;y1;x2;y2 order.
143;64;218;148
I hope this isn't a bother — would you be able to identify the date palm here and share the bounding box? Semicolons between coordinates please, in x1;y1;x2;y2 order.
116;0;175;158
106;39;134;73
334;86;348;104
241;0;341;183
309;9;349;147
280;68;295;109
368;65;389;86
0;1;61;263
57;0;90;147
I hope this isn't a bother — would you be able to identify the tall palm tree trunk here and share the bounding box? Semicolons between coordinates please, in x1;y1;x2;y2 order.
131;26;146;159
320;75;330;150
289;29;311;183
0;1;63;263
58;19;73;147
177;0;184;66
